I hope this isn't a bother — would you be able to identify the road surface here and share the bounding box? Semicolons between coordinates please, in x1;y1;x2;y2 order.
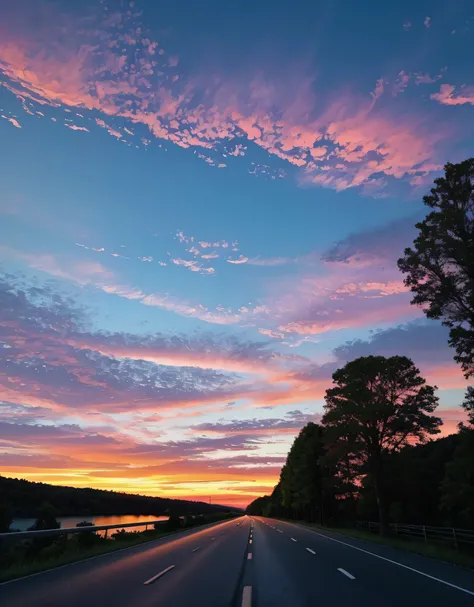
1;516;473;606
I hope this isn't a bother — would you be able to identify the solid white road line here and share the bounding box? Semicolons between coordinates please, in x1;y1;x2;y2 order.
192;546;201;553
247;553;253;560
143;565;175;585
306;548;316;555
338;568;355;580
242;585;252;607
291;538;297;542
284;522;474;598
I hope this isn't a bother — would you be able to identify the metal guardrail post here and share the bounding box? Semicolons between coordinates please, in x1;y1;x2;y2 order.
452;528;458;551
423;525;427;543
368;521;371;533
394;523;398;535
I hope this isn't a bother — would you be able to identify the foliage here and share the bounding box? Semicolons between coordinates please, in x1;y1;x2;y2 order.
441;428;474;529
398;158;474;379
463;386;474;426
322;356;441;534
278;423;345;524
29;502;60;531
0;502;13;533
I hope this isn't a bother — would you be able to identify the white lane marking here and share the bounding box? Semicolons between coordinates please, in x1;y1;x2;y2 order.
242;585;252;607
143;565;175;585
283;522;474;597
277;529;283;533
211;537;215;540
247;553;253;560
249;539;253;544
192;546;201;553
306;548;316;555
338;568;355;580
291;538;297;542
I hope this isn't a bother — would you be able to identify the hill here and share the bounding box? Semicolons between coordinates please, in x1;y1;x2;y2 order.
1;476;240;518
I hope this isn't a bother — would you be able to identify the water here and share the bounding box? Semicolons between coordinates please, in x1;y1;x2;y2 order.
11;514;169;534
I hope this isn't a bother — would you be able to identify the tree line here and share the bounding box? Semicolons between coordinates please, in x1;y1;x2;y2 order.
0;476;238;533
247;159;474;534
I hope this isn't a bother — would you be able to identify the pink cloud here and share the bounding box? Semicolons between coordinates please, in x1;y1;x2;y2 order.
1;114;21;128
258;328;285;339
431;84;474;106
96;118;122;139
414;72;441;85
0;5;448;194
65;123;89;132
392;71;410;96
226;255;248;265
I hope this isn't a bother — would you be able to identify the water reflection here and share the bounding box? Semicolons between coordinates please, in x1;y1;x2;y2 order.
11;514;169;533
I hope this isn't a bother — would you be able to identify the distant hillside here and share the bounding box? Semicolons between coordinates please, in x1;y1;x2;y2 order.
1;476;240;518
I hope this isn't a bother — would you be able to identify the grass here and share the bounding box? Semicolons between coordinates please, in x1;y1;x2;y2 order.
285;520;474;570
0;515;237;583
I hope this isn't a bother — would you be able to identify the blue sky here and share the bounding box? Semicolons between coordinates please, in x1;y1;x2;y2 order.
0;0;473;506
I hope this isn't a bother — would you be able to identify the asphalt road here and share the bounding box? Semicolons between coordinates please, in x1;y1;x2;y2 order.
1;516;474;606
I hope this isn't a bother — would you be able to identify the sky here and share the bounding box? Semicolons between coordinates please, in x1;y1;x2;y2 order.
0;0;473;509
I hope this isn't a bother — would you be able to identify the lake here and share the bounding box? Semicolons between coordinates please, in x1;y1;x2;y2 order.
11;514;169;533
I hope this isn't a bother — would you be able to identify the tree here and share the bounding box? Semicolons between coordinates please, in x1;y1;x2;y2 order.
441;428;474;528
322;356;441;535
397;159;474;380
279;423;328;523
0;502;13;533
463;386;474;426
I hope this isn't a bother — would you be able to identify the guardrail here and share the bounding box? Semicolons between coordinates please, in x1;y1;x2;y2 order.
355;520;474;551
0;519;168;542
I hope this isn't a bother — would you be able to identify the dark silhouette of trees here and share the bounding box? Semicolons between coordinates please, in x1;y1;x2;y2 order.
441;428;474;529
322;356;441;535
278;423;339;524
398;158;474;381
0;476;237;519
0;503;13;533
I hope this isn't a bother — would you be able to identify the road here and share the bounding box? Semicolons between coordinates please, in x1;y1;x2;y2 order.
1;516;473;606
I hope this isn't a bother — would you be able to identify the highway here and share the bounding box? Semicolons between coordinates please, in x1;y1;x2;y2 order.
1;516;474;606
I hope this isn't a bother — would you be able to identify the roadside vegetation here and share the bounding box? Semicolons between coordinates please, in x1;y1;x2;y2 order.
0;504;237;582
247;159;474;567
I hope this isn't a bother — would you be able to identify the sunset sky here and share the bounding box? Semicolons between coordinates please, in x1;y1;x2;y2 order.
1;0;473;509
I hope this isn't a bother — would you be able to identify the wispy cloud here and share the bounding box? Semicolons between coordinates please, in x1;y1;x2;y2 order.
226;255;248;265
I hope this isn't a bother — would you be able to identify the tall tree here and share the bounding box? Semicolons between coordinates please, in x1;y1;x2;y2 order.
397;159;474;381
279;423;328;523
322;356;441;535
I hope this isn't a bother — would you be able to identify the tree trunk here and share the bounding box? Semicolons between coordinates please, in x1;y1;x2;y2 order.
373;472;389;536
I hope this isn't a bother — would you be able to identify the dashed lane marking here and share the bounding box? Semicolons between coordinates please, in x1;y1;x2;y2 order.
143;565;175;585
338;568;355;580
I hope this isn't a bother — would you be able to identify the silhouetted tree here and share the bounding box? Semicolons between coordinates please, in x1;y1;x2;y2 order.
441;428;474;529
0;502;13;533
279;423;328;523
322;356;441;535
398;159;474;380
